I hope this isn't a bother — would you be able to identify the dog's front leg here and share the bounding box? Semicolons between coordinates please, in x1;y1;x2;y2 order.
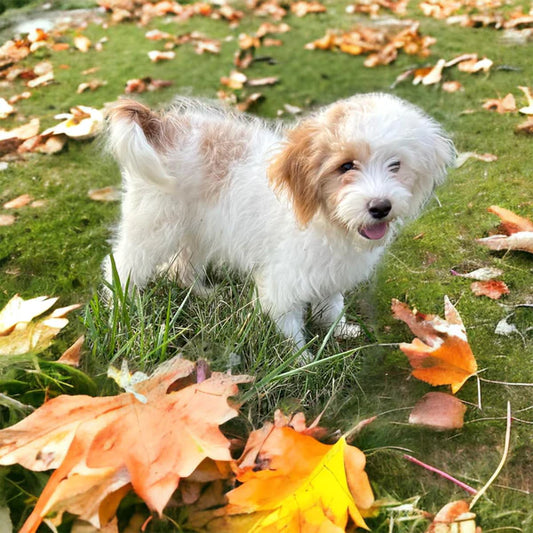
312;293;362;339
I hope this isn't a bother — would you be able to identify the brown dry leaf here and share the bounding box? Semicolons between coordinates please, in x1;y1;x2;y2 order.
0;214;15;226
57;335;85;367
413;58;445;85
88;186;121;202
0;357;252;532
517;85;533;114
8;91;32;104
37;134;67;154
145;29;173;41
290;1;327;17
235;93;264;112
470;280;510;300
409;392;467;430
74;35;91;53
451;267;503;281
427;500;477;533
482;93;516;113
346;0;408;17
392;297;478;394
256;22;291;38
0;118;40;143
147;50;175;62
3;194;33;209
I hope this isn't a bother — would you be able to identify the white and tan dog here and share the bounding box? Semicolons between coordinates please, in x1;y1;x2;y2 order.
105;93;454;349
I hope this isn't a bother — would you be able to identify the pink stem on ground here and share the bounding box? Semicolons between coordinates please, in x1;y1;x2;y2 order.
404;454;478;495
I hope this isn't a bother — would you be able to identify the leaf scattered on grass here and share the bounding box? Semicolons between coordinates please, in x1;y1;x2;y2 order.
450;267;503;280
455;151;497;167
392;297;478;393
43;106;104;140
0;214;15;226
88;186;121;202
470;280;510;299
482;93;517;113
57;335;85;367
3;193;33;209
409;392;467;430
147;50;176;62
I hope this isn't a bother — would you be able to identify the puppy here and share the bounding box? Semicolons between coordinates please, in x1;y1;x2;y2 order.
105;93;455;350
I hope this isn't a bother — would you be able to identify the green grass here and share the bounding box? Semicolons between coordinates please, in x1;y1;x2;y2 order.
1;0;532;530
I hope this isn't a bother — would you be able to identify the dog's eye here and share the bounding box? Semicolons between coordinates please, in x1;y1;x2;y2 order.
340;161;358;173
388;160;401;173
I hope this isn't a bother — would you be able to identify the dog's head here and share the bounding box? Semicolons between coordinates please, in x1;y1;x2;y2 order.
269;93;455;245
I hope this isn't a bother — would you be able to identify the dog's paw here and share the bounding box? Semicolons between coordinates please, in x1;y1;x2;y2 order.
295;349;315;366
333;321;362;340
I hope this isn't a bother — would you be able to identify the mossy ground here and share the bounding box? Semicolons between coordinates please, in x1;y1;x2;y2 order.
0;0;532;531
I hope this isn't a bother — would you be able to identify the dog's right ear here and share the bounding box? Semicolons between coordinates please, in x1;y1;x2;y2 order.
268;120;323;227
106;99;165;150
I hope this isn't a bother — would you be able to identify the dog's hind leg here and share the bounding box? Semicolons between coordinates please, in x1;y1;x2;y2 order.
164;249;213;297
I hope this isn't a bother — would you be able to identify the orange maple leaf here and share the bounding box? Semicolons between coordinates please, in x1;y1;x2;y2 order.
392;297;478;394
0;356;252;532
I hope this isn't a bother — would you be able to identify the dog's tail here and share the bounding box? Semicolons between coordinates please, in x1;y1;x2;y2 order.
106;99;174;192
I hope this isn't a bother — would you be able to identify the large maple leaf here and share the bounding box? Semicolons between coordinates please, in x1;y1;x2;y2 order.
0;356;251;532
392;297;478;394
190;421;374;532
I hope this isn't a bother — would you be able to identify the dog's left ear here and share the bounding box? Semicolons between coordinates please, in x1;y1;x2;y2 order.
268;120;323;227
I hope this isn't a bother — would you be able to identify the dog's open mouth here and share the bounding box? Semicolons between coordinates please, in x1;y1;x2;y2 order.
358;222;389;240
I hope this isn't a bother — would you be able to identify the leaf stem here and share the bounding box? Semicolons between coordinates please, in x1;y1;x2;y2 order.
478;377;533;386
403;454;478;495
470;401;512;509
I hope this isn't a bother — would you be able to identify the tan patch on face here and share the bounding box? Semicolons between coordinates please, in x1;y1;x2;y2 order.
199;121;249;197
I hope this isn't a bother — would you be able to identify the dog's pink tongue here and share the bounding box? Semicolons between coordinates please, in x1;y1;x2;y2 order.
360;222;388;240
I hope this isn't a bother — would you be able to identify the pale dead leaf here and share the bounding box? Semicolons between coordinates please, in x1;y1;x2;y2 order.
246;76;278;87
442;80;463;92
220;70;247;89
455;152;497;167
3;194;33;209
76;80;105;94
26;71;54;88
0;214;15;226
0;98;15;119
88;186;121;202
0;118;40;142
457;56;493;73
74;35;91;53
147;50;175;62
37;135;67;154
482;93;516;113
451;267;503;281
477;232;533;254
517;85;533;114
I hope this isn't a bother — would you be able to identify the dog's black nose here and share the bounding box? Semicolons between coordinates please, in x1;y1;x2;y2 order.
368;199;392;219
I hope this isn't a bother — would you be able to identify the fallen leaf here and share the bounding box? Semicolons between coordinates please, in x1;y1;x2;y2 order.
0;294;80;355
0;118;40;144
487;205;533;234
516;117;533;134
0;214;15;226
455;152;497;167
76;80;105;94
427;500;477;533
74;35;91;53
392;297;478;394
477;232;533;254
470;280;510;299
482;93;516;113
8;91;32;104
220;70;247;89
42;106;104;140
517;85;533;114
0;357;252;531
37;134;67;154
290;1;327;17
147;50;175;62
420;58;446;85
57;335;85;367
442;80;463;92
246;76;278;87
409;392;467;430
26;71;54;88
451;267;503;280
88;186;121;202
0;97;15;118
457;56;493;73
235;93;263;112
190;428;373;531
3;193;33;209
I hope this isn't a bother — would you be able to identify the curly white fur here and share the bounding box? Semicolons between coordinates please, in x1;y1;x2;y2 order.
104;93;455;349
